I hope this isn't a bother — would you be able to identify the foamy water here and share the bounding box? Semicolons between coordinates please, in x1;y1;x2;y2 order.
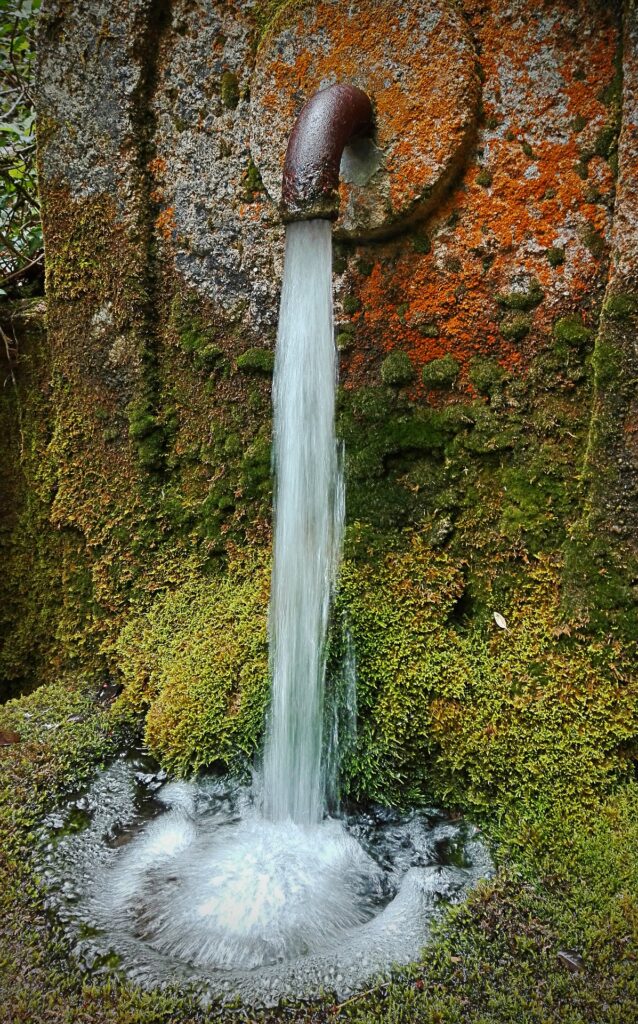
41;758;492;1004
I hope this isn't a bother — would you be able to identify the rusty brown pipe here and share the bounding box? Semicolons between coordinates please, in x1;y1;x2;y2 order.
281;83;375;223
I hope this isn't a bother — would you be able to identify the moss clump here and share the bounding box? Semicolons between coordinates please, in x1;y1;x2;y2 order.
240;158;264;202
343;294;362;315
356;257;374;276
468;356;507;395
422;354;459;388
236;347;274;374
603;292;638;320
553;316;593;349
220;70;240;110
127;400;166;471
499;314;531;341
336;330;355;351
476;168;493;187
115;552;270;775
581;223;606;258
179;326;222;371
496;280;543;311
412;232;431;254
546;246;565;267
417;321;439;338
380;350;415;386
332;247;347;275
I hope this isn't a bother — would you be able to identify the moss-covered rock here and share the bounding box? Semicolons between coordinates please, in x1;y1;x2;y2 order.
220;70;240;110
553;315;593;349
422;354;459;388
380;350;415;386
467;356;507;395
335;541;638;813
236;348;275;374
499;313;532;341
546;245;565;267
114;552;270;774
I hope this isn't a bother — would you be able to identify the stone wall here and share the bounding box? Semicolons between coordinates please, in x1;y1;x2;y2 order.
1;0;636;723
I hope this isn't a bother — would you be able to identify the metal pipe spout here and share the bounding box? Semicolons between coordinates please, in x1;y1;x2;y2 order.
281;83;374;223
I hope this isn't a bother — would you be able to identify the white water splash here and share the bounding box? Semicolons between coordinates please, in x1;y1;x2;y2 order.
262;219;344;825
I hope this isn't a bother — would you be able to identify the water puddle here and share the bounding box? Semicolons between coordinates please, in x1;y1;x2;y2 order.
40;754;492;1006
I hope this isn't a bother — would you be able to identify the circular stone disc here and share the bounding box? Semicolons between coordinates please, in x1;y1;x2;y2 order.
250;0;479;240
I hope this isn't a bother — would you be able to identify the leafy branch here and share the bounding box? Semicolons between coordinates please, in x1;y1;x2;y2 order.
0;0;43;298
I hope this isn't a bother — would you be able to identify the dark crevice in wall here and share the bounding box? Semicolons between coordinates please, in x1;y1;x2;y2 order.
128;0;174;475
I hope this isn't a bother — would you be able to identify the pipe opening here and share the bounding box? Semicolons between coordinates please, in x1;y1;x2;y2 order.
281;83;375;223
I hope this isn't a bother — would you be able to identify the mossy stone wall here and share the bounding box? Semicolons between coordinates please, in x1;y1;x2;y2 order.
0;0;636;798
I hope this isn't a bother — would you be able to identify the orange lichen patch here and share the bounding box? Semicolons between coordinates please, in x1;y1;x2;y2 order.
147;156;167;178
237;202;266;222
336;0;617;397
155;206;176;241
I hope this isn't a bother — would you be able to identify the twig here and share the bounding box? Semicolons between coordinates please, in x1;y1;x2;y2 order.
331;980;389;1013
0;251;44;288
0;321;24;456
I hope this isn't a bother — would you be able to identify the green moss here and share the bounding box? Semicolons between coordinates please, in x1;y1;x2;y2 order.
127;399;166;471
468;356;507;395
581;222;606;259
380;350;415;386
422;354;459;388
603;292;638;320
546;246;565;267
520;139;534;158
220;70;240;110
240;158;264;201
236;347;275;374
417;321;439;338
332;246;347;275
115;552;270;775
239;429;272;499
347;385;394;423
476;168;493;188
336;330;355;351
177;323;222;370
499;314;531;341
590;335;623;387
412;232;432;254
500;454;571;552
343;294;362;315
356;257;374;276
552;315;593;349
496;279;543;311
571;113;588;132
334;542;638;811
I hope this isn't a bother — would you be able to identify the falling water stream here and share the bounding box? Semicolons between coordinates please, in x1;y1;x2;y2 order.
39;219;492;1006
263;219;343;825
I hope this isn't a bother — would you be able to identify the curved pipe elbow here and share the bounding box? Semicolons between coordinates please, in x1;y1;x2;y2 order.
281;84;374;223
